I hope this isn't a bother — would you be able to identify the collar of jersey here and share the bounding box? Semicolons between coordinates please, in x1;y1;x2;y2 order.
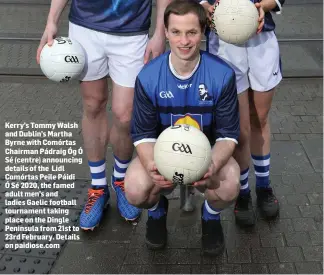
168;52;201;80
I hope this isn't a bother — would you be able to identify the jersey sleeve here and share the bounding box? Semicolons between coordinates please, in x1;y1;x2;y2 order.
214;71;240;144
131;77;158;146
272;0;285;13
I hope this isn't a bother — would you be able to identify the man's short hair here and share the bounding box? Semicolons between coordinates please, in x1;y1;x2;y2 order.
164;0;207;32
199;83;208;90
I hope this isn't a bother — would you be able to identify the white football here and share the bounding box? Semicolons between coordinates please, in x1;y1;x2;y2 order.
154;124;212;185
40;36;85;83
212;0;259;45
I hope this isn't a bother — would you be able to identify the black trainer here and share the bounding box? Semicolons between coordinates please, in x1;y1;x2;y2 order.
256;187;279;218
234;191;256;227
201;204;225;256
145;195;168;250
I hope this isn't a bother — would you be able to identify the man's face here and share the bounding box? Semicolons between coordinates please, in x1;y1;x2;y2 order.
199;84;206;96
165;13;203;61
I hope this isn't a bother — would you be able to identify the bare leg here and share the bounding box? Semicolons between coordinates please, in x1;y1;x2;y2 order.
125;157;167;208
200;157;240;256
109;81;134;161
125;157;175;250
249;88;279;218
81;78;110;161
249;89;274;156
232;89;256;227
233;90;251;173
203;157;240;209
79;78;111;231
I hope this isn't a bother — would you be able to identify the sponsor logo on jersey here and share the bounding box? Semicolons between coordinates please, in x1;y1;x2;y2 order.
171;114;203;130
177;83;192;89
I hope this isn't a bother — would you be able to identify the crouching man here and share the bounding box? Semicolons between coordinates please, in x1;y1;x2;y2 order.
124;0;241;256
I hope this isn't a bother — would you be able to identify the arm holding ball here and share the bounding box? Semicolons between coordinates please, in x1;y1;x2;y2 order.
36;0;69;64
124;77;173;210
260;0;285;13
136;143;173;189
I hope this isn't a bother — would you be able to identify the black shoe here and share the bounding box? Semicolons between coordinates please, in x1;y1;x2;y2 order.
145;196;168;250
234;191;256;227
256;187;279;218
201;204;225;256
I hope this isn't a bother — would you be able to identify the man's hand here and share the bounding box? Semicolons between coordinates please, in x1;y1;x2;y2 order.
36;22;58;64
193;162;220;189
146;161;174;189
255;2;265;34
143;34;166;65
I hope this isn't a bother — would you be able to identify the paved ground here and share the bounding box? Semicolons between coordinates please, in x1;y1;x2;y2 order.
0;0;323;274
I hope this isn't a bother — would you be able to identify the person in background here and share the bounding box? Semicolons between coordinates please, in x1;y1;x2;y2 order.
36;0;172;230
200;0;284;226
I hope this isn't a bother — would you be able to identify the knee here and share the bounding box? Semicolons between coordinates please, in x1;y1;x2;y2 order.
206;162;240;204
124;175;152;208
229;160;240;194
237;124;251;148
125;183;148;208
222;167;240;203
250;111;269;130
83;94;108;119
112;104;132;126
251;117;268;130
226;172;240;203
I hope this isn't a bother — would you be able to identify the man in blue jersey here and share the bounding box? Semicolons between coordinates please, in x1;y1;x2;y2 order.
200;0;284;227
36;0;172;231
124;0;240;255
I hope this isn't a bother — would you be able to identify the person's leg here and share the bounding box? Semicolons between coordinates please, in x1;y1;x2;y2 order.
68;22;112;230
200;157;240;255
249;90;274;167
207;31;256;226
233;90;257;226
81;78;110;188
249;89;279;217
109;80;134;182
79;79;111;230
125;157;176;250
247;31;282;218
107;33;149;220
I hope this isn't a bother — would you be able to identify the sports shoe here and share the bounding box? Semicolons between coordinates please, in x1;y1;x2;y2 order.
201;203;225;256
80;186;110;230
111;175;141;221
234;191;256;227
145;195;168;250
256;187;279;218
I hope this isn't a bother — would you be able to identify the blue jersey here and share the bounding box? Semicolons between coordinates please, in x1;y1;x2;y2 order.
131;51;240;147
69;0;152;34
204;0;285;32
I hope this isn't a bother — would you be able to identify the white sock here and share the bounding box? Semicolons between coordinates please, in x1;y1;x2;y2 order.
89;159;107;186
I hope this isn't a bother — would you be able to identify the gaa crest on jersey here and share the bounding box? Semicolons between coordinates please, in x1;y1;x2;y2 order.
198;83;213;105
